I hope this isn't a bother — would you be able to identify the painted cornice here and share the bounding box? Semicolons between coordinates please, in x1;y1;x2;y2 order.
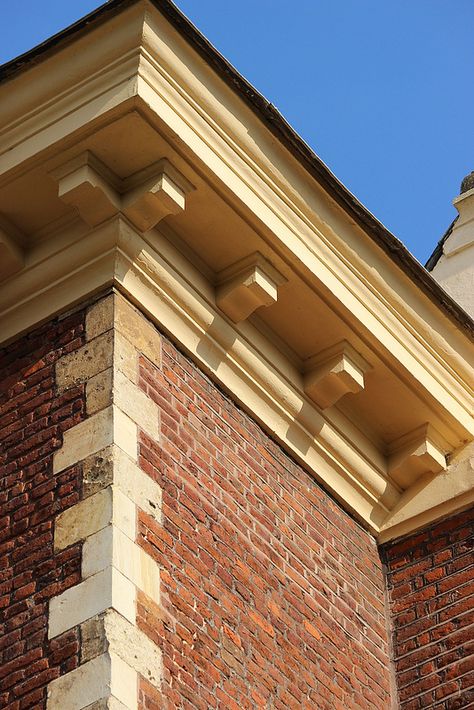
0;1;473;539
1;0;472;339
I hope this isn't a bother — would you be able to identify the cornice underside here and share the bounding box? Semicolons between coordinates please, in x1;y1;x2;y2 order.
0;37;473;540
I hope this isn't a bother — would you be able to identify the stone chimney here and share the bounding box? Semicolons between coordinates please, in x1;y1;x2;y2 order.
429;171;474;316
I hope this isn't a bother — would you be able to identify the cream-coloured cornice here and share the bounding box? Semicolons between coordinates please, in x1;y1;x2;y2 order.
0;0;473;539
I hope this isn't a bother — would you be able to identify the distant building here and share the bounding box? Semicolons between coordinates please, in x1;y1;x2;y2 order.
427;172;474;317
0;2;472;708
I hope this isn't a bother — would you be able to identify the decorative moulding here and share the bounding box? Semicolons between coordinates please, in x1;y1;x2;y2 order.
388;424;447;488
0;215;24;280
303;341;371;409
49;152;193;231
215;252;286;323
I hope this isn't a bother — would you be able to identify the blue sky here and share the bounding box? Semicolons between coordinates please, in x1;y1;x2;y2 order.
1;0;473;263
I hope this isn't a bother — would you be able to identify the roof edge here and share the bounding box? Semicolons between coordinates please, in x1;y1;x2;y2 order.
0;0;473;339
425;217;457;272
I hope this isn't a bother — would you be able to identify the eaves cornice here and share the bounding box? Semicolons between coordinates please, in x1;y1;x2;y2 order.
0;0;473;541
1;0;472;339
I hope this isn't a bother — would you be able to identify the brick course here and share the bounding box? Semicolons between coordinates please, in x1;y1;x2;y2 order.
3;298;472;710
135;335;394;709
0;311;87;709
383;507;474;709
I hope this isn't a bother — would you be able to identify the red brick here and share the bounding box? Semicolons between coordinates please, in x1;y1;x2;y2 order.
0;309;86;707
383;508;474;709
135;328;393;709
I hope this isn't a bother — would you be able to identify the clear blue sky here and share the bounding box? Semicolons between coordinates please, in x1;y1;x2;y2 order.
1;1;473;263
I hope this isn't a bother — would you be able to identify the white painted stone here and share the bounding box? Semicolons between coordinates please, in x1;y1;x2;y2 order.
47;652;137;710
114;369;159;441
48;567;135;638
82;525;159;602
104;610;162;690
114;447;162;521
54;407;114;474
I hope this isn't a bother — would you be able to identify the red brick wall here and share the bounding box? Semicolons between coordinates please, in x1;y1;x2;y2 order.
135;333;394;709
0;311;87;709
383;508;474;709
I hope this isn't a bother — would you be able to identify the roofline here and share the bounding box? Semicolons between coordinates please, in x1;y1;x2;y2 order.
1;0;473;339
425;217;457;272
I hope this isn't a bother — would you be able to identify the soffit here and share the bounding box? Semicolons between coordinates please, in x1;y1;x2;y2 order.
0;1;473;538
0;0;472;339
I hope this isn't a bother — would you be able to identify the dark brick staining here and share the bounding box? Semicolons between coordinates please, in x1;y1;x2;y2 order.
383;508;474;709
0;311;87;709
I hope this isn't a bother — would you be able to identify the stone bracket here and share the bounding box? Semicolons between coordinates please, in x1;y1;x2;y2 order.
388;424;447;488
215;252;286;323
303;340;371;409
49;151;193;231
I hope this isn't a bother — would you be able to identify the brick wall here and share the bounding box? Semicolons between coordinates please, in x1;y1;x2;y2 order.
0;310;87;709
135;332;394;709
5;295;472;710
383;508;474;709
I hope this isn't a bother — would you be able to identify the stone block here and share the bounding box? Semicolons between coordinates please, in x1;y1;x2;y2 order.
48;567;135;638
114;447;162;521
82;525;159;602
56;331;113;392
86;295;114;341
53;406;137;474
54;488;113;551
114;370;160;441
114;295;161;369
87;368;113;415
54;486;135;551
82;446;114;498
53;407;114;474
104;610;162;689
114;332;138;384
47;653;137;710
81;614;107;664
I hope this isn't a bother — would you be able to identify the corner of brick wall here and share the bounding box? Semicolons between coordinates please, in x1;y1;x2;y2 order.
13;292;471;709
382;507;474;709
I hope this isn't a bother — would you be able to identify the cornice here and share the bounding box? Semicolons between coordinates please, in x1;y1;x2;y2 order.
0;1;473;541
1;0;472;339
131;54;473;433
0;212;471;538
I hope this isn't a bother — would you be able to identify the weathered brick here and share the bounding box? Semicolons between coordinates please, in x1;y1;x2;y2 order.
383;508;474;709
135;327;393;709
0;310;86;707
